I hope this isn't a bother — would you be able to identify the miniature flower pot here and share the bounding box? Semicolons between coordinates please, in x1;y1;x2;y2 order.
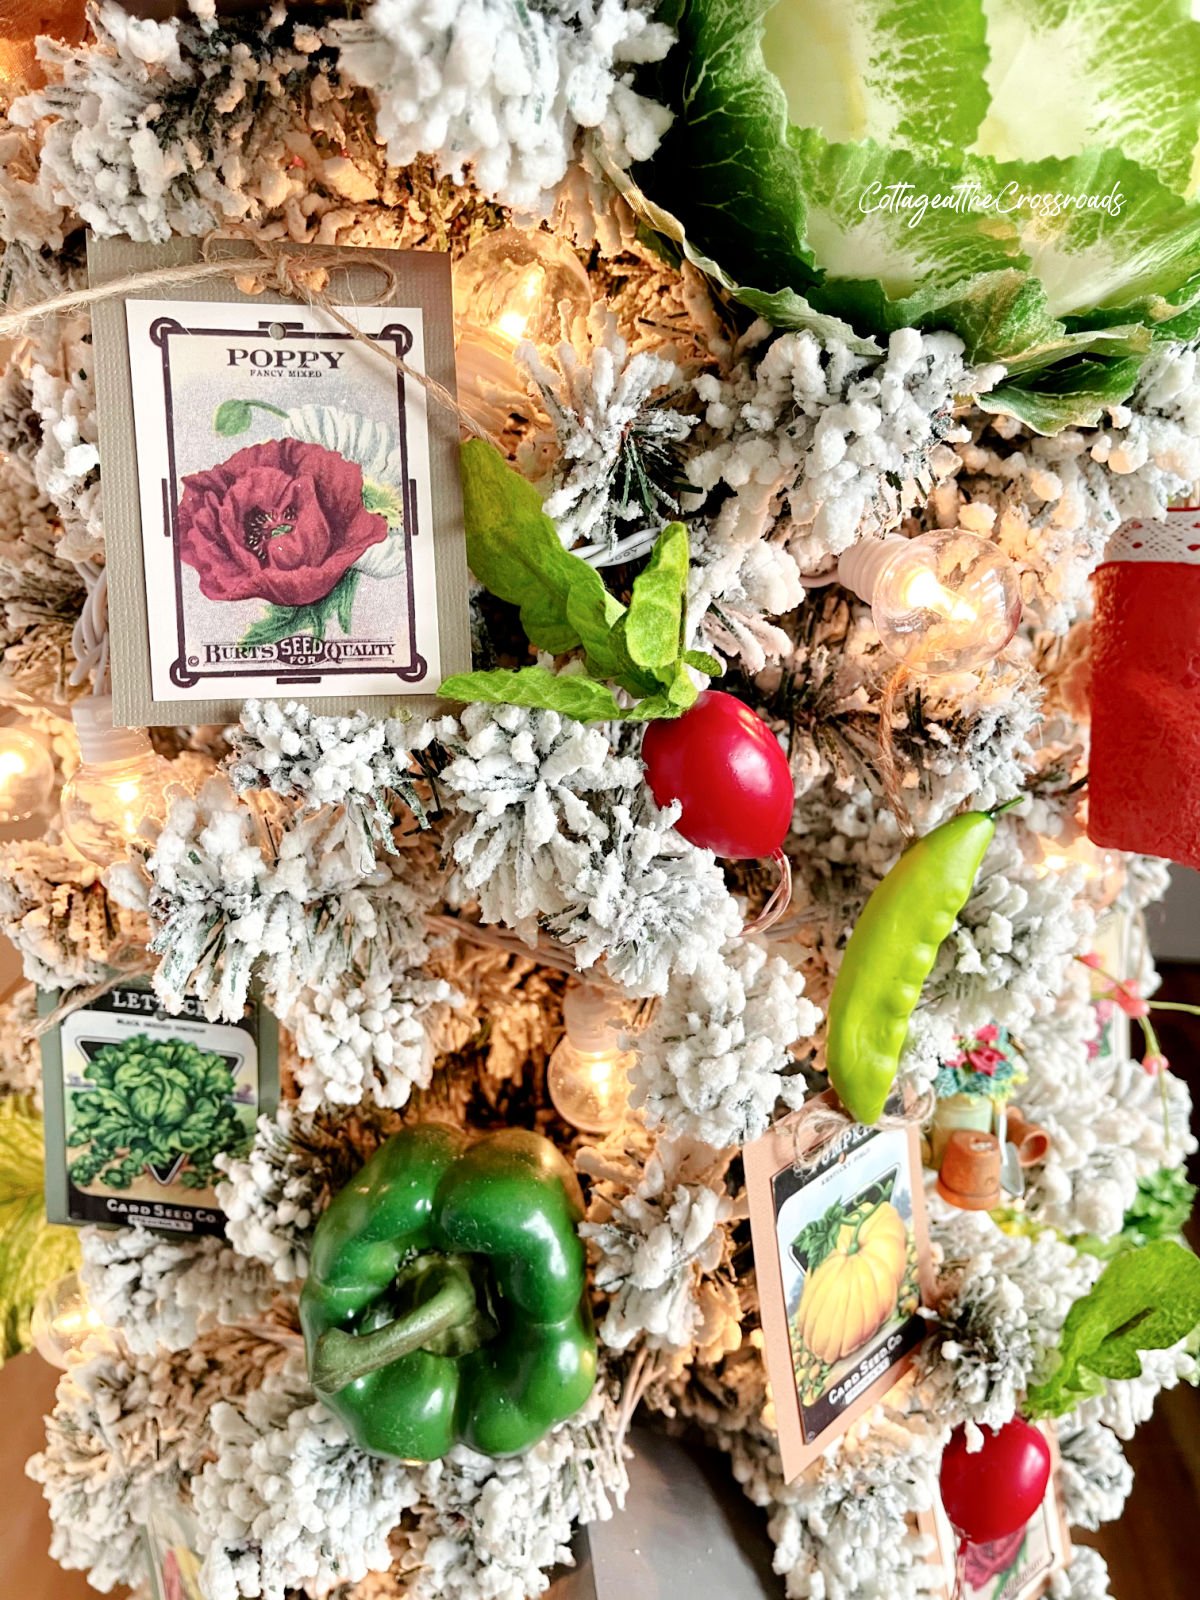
1005;1107;1050;1168
929;1093;994;1166
936;1130;1003;1211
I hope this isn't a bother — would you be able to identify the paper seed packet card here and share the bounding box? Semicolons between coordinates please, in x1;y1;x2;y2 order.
39;982;278;1237
88;236;471;725
745;1092;935;1480
143;1490;206;1600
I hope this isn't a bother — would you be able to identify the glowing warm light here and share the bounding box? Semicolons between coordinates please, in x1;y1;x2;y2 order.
495;307;533;345
897;566;979;625
31;1271;112;1370
547;982;633;1133
837;529;1022;675
0;725;54;822
1036;831;1121;907
61;696;176;866
452;227;593;428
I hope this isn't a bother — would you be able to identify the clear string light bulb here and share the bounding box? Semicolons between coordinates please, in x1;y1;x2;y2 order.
547;981;633;1134
61;695;175;866
452;226;593;425
30;1270;112;1370
0;724;54;822
837;529;1022;674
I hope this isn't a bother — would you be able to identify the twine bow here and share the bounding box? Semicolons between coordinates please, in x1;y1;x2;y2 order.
789;1087;935;1170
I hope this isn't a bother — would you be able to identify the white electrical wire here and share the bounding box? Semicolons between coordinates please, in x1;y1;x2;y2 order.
69;560;109;695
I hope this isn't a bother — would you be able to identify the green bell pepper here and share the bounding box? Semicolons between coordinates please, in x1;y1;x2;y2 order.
299;1123;597;1460
825;807;1008;1126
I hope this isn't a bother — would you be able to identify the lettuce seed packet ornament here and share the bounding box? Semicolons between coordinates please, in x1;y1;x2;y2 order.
40;983;279;1237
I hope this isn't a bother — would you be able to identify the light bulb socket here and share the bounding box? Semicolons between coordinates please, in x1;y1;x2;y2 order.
562;981;623;1054
836;535;907;604
71;696;154;765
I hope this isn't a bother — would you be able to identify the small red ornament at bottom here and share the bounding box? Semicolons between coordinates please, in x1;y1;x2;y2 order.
939;1417;1051;1546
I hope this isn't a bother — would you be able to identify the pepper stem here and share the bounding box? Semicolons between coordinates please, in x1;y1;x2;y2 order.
312;1267;479;1392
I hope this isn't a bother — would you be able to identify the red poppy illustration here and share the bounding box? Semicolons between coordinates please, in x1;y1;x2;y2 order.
177;437;387;608
962;1526;1028;1591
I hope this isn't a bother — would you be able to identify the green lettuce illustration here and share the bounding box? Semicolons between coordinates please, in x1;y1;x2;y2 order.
632;0;1200;430
68;1034;248;1191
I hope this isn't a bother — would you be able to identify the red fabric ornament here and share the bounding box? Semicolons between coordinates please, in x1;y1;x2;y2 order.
1087;508;1200;871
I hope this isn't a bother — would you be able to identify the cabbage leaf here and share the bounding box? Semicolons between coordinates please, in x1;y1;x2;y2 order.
634;0;1200;429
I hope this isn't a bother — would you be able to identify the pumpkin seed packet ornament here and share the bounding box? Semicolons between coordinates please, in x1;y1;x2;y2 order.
39;981;279;1237
745;1091;934;1479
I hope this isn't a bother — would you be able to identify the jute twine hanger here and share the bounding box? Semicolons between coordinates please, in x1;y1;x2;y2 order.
0;229;490;441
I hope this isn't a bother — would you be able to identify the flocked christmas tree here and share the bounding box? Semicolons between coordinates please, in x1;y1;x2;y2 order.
0;4;1199;1600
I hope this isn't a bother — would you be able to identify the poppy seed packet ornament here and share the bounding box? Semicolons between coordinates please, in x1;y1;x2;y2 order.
39;982;279;1237
88;236;471;725
744;1092;934;1480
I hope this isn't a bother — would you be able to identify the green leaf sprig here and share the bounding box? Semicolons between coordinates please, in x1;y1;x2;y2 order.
438;440;720;721
0;1098;81;1363
1025;1238;1200;1418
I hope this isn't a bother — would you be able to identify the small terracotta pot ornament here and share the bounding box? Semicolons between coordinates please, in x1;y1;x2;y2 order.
936;1130;1003;1211
1004;1106;1051;1168
929;1092;995;1166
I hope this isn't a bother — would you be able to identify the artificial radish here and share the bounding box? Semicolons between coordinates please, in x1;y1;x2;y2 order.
641;690;794;859
939;1418;1051;1545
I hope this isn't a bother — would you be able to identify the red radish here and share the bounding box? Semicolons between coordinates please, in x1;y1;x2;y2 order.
939;1419;1051;1545
641;690;794;859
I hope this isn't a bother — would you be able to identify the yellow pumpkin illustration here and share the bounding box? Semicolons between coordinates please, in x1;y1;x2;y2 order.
794;1200;909;1365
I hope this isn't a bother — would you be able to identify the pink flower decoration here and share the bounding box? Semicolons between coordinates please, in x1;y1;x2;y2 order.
945;1051;968;1070
1094;999;1116;1023
1113;982;1149;1018
177;437;388;609
962;1527;1028;1588
967;1045;1005;1076
1079;951;1104;969
975;1024;1000;1044
1142;1053;1169;1076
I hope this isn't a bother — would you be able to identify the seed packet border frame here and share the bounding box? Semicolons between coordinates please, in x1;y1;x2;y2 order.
39;980;279;1236
919;1424;1071;1600
88;234;472;726
744;1091;936;1481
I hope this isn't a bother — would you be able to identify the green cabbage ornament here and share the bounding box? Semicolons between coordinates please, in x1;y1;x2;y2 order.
631;0;1200;431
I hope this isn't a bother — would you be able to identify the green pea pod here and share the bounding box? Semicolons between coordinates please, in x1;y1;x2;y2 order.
825;809;1001;1125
